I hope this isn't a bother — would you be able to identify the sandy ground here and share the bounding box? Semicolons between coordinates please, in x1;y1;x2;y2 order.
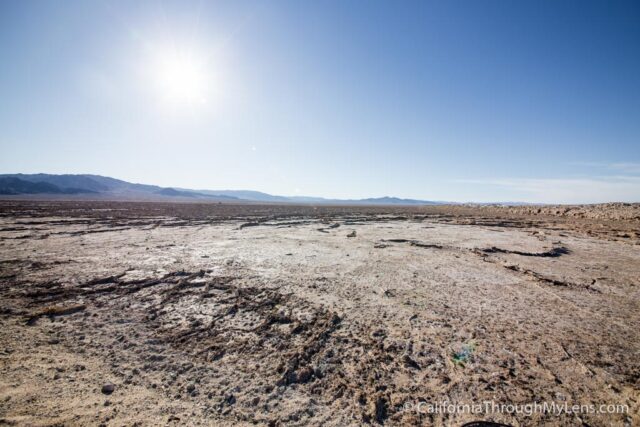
0;201;638;426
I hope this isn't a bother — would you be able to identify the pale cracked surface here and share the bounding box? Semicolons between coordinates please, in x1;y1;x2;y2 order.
0;202;638;426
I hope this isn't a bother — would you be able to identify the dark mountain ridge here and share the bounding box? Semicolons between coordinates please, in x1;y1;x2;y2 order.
0;173;444;205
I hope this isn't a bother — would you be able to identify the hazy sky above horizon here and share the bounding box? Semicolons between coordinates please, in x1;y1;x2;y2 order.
1;0;639;203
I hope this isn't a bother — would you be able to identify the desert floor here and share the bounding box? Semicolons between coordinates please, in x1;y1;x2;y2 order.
0;201;638;426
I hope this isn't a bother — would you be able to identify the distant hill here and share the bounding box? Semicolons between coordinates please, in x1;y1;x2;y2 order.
351;197;440;205
0;176;96;195
156;188;239;200
183;189;290;203
288;196;442;205
0;173;445;205
4;174;161;194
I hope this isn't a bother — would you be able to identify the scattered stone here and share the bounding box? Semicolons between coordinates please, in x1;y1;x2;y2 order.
295;367;314;384
101;383;115;395
368;394;388;424
403;354;421;370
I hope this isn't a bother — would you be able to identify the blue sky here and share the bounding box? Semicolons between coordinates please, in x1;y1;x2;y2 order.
1;0;639;203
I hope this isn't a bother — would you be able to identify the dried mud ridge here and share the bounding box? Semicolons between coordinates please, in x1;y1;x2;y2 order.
1;200;639;244
1;268;463;425
378;239;591;292
0;244;611;425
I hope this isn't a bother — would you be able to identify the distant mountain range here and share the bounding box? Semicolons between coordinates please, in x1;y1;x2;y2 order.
0;174;444;205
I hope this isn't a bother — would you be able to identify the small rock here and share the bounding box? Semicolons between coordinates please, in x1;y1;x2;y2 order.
313;365;326;379
368;394;388;424
101;383;115;395
295;367;314;383
371;329;386;338
347;231;356;238
402;354;421;370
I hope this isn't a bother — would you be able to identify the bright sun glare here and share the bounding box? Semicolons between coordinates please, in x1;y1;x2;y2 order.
151;48;211;106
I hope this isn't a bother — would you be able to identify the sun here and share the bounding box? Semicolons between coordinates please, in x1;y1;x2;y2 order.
151;48;211;106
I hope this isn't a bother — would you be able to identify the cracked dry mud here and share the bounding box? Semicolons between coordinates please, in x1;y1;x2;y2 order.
0;201;639;426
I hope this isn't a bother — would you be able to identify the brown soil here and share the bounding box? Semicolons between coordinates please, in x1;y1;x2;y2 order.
0;201;638;426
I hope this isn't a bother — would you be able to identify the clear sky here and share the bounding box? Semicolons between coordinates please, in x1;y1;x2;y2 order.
1;0;639;203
